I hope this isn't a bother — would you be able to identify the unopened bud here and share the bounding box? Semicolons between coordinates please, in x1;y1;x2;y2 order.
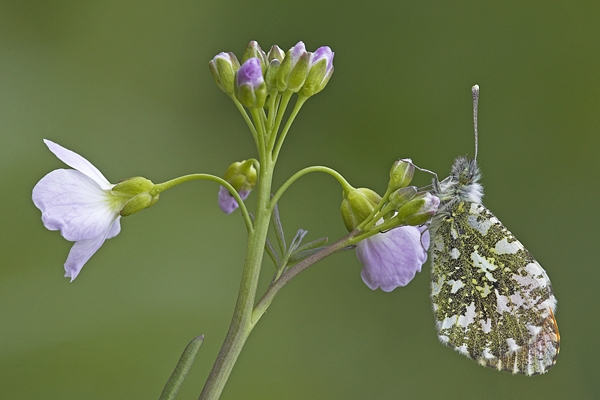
241;41;268;75
224;160;257;191
301;46;334;97
209;52;240;95
388;158;415;190
276;42;310;92
341;188;381;231
235;58;267;108
389;186;418;208
396;192;440;226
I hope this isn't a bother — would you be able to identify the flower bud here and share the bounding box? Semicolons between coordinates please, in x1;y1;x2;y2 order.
341;188;381;231
300;46;334;97
219;160;257;214
388;158;415;190
235;58;267;108
241;41;268;75
267;45;285;63
389;186;418;208
223;160;257;192
265;59;281;90
276;42;311;92
209;52;240;95
396;192;440;226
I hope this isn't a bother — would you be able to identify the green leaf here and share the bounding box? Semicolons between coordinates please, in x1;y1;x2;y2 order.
159;335;204;400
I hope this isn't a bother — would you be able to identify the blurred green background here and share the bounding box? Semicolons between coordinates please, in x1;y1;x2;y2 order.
2;0;598;399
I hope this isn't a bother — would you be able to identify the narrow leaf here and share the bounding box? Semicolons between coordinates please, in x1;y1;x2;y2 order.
265;238;280;267
288;246;327;265
271;202;286;254
159;335;204;400
288;229;308;253
293;236;329;255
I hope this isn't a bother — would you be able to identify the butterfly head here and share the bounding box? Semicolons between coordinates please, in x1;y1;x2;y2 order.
434;156;483;207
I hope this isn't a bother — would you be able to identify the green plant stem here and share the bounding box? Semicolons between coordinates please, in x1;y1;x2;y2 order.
252;230;359;323
270;166;353;211
230;96;259;151
154;174;253;233
272;95;307;162
198;157;274;400
267;91;293;152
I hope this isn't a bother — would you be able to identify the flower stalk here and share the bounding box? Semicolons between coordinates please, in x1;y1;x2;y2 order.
33;40;439;399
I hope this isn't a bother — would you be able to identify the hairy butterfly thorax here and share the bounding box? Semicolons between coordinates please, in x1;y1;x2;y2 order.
428;85;559;376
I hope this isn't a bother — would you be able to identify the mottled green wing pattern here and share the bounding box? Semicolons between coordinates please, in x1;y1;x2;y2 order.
430;201;559;375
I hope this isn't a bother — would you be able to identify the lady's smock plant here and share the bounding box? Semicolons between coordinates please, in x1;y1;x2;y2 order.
33;40;440;400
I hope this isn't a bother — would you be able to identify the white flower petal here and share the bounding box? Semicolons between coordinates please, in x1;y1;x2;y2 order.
63;218;120;281
106;216;122;239
32;169;120;241
44;139;112;190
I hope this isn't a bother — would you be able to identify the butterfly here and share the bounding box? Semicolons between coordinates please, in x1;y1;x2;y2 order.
428;85;559;375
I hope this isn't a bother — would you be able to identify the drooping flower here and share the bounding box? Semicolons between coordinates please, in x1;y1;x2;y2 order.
357;225;430;292
32;140;156;281
218;186;251;214
218;160;257;214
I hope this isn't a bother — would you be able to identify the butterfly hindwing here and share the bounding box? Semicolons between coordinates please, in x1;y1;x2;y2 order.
430;198;559;375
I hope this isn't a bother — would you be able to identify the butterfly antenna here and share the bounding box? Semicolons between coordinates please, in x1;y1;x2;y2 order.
472;84;480;161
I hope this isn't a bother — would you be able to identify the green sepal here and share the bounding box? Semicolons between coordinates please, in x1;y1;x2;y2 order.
388;159;415;190
120;193;159;217
112;177;155;196
286;53;311;92
224;160;257;193
389;186;418;208
241;41;268;74
265;59;281;89
396;191;439;226
209;52;240;95
341;188;381;231
300;57;330;97
267;45;285;63
276;52;310;92
235;80;267;108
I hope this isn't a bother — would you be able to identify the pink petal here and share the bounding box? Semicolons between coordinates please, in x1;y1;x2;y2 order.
63;217;121;281
32;169;120;241
357;226;429;292
44;139;112;190
218;186;250;214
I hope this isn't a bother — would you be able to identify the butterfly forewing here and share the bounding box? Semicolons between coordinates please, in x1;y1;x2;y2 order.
430;200;559;375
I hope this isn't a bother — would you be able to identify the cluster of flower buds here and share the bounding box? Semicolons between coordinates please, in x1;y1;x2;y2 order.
341;159;439;232
387;159;439;227
340;188;381;232
218;160;258;214
209;41;334;107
